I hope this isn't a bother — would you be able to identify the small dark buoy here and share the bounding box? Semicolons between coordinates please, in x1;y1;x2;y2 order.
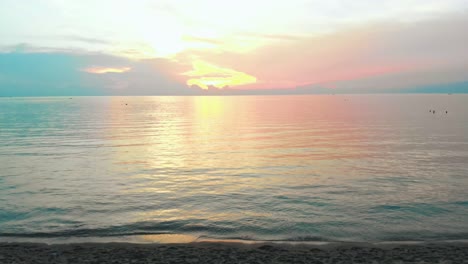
125;103;128;105
446;111;448;114
433;110;436;114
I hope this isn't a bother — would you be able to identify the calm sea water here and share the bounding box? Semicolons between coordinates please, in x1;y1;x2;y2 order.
1;95;468;242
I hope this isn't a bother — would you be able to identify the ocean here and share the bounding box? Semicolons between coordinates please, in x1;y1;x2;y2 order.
1;95;467;243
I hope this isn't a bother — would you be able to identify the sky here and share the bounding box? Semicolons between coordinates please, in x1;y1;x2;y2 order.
1;0;468;96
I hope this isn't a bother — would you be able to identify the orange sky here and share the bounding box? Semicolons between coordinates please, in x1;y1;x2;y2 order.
1;1;468;95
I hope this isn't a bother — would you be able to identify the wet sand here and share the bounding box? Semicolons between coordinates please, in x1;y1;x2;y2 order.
1;241;467;263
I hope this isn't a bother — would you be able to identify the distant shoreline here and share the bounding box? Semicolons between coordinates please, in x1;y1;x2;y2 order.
1;93;467;98
1;241;467;263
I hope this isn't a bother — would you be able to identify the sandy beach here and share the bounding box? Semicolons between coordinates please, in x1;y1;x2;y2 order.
1;241;467;264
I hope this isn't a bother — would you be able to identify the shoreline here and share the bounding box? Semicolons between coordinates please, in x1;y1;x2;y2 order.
1;239;467;263
2;233;468;245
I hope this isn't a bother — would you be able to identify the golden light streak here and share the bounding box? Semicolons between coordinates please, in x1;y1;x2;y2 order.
82;66;131;74
183;60;256;89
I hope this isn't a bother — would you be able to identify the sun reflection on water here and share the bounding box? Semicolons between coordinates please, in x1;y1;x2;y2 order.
2;95;468;241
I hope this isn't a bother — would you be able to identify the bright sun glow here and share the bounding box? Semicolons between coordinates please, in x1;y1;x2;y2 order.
183;60;256;89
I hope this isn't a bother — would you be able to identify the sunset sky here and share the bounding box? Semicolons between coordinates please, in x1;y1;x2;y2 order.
1;0;468;95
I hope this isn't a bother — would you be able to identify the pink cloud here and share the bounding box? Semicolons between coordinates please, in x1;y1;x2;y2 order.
175;13;468;90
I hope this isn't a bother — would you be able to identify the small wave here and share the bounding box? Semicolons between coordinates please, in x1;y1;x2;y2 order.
3;228;468;244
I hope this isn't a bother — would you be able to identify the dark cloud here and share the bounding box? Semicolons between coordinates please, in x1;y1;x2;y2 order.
0;52;98;96
0;51;198;96
80;56;198;96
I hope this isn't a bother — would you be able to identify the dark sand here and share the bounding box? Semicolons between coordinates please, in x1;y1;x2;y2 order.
1;241;468;263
